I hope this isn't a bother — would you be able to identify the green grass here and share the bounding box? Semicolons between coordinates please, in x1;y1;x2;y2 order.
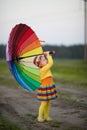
52;59;87;90
58;91;79;105
0;59;87;90
0;60;19;87
0;116;22;130
64;126;87;130
50;120;63;128
27;113;37;120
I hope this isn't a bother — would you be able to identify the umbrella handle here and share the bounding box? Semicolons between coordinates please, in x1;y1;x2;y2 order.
49;50;55;55
43;50;55;55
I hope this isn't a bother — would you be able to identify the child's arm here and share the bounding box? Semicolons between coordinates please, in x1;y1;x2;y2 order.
41;54;53;71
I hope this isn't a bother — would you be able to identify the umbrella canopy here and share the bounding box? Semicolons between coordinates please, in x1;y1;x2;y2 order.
6;23;43;91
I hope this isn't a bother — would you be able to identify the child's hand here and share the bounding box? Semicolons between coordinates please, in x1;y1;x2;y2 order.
47;50;55;55
43;50;55;56
50;50;55;54
43;51;49;56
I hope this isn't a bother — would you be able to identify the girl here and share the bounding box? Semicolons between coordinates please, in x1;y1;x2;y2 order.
33;51;57;122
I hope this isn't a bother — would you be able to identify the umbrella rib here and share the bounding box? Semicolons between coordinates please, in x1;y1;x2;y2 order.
16;53;43;61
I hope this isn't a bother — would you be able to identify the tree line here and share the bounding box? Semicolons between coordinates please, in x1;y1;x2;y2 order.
0;44;84;59
43;44;84;59
0;44;6;59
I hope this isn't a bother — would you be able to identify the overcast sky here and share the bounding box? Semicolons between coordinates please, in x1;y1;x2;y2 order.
0;0;84;46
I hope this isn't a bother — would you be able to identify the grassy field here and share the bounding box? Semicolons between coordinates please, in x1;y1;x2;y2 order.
0;60;19;86
52;59;87;90
0;59;87;90
0;59;87;130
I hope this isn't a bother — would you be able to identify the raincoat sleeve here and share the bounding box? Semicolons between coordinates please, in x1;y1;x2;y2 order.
41;54;53;71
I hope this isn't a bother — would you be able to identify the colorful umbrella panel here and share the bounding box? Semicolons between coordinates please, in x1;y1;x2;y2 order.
6;23;43;91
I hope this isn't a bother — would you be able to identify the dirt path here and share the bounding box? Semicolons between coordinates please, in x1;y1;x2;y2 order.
0;85;87;130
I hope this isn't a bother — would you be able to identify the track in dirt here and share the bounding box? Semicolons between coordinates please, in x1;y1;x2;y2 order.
0;85;87;130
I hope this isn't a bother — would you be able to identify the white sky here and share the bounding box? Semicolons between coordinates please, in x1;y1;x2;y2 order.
0;0;84;45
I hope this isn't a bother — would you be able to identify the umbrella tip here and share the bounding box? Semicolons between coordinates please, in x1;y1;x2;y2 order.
39;40;45;42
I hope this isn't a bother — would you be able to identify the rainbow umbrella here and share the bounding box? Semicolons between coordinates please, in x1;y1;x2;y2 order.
6;23;43;91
